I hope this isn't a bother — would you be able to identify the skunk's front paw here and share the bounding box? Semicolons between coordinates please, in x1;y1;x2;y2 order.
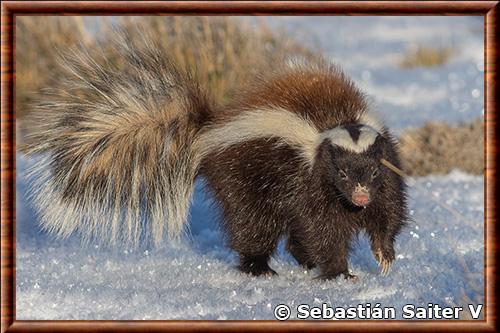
373;247;395;276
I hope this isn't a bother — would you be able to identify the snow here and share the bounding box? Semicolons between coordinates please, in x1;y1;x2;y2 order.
15;157;485;320
15;16;484;320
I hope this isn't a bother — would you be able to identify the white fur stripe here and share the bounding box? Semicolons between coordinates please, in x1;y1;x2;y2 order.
196;108;320;163
320;125;379;153
196;108;382;164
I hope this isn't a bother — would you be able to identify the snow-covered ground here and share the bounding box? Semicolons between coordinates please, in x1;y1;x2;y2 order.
15;16;484;320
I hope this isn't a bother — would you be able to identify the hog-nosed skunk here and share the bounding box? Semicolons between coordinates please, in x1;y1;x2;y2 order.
22;32;407;279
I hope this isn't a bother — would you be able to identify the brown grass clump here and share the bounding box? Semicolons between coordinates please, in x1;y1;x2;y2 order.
16;16;93;120
399;118;484;176
399;45;454;69
116;17;318;104
16;16;317;125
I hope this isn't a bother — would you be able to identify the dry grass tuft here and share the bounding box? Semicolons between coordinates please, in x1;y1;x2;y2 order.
399;118;484;176
16;16;317;122
399;45;455;69
16;17;93;120
116;17;318;104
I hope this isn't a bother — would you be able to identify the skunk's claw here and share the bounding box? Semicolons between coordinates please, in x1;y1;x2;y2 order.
379;258;393;276
374;248;394;276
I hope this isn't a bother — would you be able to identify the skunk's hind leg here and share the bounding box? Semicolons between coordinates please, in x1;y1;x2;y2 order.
239;253;277;276
287;233;315;270
231;223;281;276
224;212;284;277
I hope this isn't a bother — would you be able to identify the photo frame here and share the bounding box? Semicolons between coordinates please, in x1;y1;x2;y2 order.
1;1;498;332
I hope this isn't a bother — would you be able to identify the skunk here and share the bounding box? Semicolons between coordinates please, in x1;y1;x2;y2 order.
22;33;407;279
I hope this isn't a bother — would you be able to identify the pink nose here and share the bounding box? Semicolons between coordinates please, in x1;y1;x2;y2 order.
352;193;370;206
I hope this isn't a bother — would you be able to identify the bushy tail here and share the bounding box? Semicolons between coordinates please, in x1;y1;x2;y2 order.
21;32;213;246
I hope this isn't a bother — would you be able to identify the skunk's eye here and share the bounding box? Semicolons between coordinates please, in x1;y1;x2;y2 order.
371;168;379;179
339;169;348;180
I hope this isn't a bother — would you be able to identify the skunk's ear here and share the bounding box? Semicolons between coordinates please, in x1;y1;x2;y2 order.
316;138;347;163
367;134;388;157
315;138;333;163
313;139;340;186
314;138;337;172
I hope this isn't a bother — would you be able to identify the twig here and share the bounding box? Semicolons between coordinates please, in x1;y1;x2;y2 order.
380;158;479;228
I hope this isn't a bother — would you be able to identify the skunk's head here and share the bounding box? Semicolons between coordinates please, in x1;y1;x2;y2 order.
315;123;389;208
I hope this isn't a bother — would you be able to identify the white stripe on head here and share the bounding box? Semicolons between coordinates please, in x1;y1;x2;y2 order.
319;125;379;154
